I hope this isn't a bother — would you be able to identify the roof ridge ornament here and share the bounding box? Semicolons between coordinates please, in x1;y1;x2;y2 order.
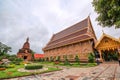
102;29;105;35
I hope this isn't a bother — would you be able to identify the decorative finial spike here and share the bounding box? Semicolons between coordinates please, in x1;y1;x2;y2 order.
26;37;29;42
102;29;105;34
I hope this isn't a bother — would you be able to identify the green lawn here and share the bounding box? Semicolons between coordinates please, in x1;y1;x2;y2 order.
36;62;97;68
0;65;30;79
0;63;61;79
57;62;97;68
0;62;97;79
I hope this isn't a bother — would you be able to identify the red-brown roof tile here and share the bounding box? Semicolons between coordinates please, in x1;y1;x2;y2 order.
43;17;94;50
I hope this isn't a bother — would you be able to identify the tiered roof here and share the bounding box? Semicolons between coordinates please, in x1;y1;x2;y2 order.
43;16;96;50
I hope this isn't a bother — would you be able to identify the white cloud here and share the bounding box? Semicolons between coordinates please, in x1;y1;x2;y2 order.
0;0;120;54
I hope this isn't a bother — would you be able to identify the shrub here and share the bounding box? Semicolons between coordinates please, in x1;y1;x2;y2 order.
8;55;17;61
11;58;23;65
0;65;6;68
88;53;95;63
6;64;15;68
75;55;80;64
50;57;54;62
42;58;45;62
64;56;70;65
25;64;43;70
15;58;23;62
56;56;60;61
11;61;20;65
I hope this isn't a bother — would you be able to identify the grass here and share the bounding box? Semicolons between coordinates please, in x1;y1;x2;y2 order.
58;62;97;68
36;61;97;68
0;64;61;79
0;65;30;79
0;62;97;79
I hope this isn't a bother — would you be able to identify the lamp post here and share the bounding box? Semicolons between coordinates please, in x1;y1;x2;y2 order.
95;50;100;65
96;57;100;65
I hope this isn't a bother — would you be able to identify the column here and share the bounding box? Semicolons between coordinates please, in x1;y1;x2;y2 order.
98;50;103;62
118;48;120;59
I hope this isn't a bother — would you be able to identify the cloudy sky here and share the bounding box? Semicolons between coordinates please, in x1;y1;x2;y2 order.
0;0;120;54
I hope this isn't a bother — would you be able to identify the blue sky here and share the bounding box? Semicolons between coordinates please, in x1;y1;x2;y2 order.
0;0;120;54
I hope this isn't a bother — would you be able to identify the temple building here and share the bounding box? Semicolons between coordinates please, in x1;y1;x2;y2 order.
43;16;97;62
17;38;33;61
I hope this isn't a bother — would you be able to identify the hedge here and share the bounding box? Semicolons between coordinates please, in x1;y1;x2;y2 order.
25;65;43;70
0;65;6;68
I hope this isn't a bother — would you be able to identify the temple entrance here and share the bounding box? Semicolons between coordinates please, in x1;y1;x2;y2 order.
102;49;119;61
24;56;27;60
95;33;120;62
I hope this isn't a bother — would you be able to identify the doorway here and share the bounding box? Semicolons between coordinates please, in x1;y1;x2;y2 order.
24;56;27;60
102;49;119;61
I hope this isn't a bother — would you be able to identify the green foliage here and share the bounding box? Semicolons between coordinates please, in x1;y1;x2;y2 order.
0;42;11;56
112;52;118;61
15;58;23;62
102;52;118;61
75;55;80;64
0;53;11;61
56;56;60;61
64;56;70;65
0;65;6;68
42;58;45;61
34;58;45;62
92;0;120;28
87;63;97;67
38;58;42;62
0;56;3;61
50;57;54;62
25;64;43;70
88;53;95;63
0;63;60;79
8;55;17;61
11;58;23;65
6;64;15;68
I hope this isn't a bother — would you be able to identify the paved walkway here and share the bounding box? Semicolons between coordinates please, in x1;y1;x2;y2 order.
5;63;120;80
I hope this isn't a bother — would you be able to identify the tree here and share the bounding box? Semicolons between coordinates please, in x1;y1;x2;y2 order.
92;0;120;28
0;42;11;56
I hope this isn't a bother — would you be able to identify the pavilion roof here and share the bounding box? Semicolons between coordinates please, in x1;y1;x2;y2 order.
95;33;120;48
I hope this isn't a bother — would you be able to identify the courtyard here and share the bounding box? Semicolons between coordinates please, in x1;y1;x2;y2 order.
5;62;120;80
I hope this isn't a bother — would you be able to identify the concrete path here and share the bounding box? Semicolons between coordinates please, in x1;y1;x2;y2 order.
5;63;120;80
